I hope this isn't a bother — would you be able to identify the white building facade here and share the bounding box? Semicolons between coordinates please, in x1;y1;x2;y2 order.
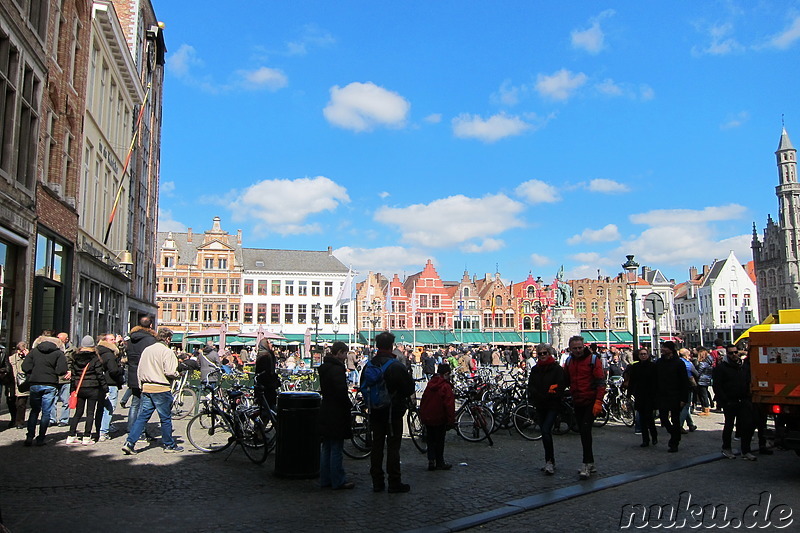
697;251;758;344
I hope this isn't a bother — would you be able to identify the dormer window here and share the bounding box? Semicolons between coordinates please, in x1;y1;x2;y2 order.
163;256;174;268
255;260;264;268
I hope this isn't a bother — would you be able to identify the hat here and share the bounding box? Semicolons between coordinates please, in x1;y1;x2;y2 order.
80;335;95;348
437;363;451;375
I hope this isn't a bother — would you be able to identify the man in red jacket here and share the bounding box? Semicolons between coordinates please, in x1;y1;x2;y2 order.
564;335;606;479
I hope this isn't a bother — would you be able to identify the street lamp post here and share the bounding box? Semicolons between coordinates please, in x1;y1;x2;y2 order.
532;286;549;346
311;303;321;349
332;318;340;343
367;298;382;353
622;255;640;352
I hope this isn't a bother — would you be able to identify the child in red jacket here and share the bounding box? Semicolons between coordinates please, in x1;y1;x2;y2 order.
419;363;456;471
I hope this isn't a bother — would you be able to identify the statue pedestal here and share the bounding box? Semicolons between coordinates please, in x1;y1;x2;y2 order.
550;306;580;353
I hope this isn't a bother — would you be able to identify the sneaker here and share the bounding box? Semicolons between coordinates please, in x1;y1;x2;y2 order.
387;483;411;493
742;452;758;461
578;463;591;480
689;425;697;432
543;462;555;475
97;433;111;442
588;463;596;473
721;448;736;459
34;438;47;447
81;436;95;445
121;441;137;455
163;445;184;453
427;461;436;471
65;436;80;445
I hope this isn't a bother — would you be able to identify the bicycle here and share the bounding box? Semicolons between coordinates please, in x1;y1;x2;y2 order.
454;384;494;445
406;398;427;454
170;370;198;420
552;393;579;435
343;390;371;460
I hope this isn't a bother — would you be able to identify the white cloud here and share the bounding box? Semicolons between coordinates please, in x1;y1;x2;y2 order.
424;113;442;124
567;264;611;280
570;252;603;263
286;24;336;56
222;176;350;235
333;246;431;273
160;181;176;196
692;22;743;56
462;238;505;253
452;112;531;143
620;204;752;265
596;78;623;96
639;84;655;101
374;194;525;248
571;10;615;54
491;80;523;106
378;191;390;199
530;253;552;266
595;79;655;101
157;209;187;232
166;44;202;79
587;178;630;194
237;67;288;91
535;69;588;101
764;15;800;49
323;82;410;132
567;224;621;245
720;111;750;130
629;204;746;226
515;179;561;204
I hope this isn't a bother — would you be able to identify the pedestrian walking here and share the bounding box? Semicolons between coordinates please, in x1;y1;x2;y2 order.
563;335;606;479
527;344;566;475
626;347;658;447
22;332;68;446
98;334;124;440
713;345;757;460
419;363;455;471
124;316;157;436
66;336;108;445
695;347;713;416
318;341;354;490
656;341;690;453
678;348;698;433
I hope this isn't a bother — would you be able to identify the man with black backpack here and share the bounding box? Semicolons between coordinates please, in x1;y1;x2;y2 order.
360;331;415;493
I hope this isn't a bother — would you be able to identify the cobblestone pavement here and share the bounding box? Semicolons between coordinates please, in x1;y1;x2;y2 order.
1;405;796;532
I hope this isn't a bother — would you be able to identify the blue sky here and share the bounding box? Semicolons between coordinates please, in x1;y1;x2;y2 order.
155;1;800;285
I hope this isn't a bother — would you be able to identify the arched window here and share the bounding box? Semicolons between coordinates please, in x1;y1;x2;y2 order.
527;286;535;297
533;316;541;330
463;287;470;297
577;287;584;296
524;317;532;330
597;288;604;297
523;301;531;314
495;295;502;307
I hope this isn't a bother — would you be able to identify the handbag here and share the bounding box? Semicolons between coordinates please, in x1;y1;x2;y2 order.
16;370;30;393
68;364;90;409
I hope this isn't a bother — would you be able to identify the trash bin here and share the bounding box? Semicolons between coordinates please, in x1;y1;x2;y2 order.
274;391;321;479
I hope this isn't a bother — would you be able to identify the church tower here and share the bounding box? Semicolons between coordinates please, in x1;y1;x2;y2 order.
752;127;800;320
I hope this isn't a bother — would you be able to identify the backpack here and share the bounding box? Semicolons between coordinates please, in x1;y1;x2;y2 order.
361;359;397;409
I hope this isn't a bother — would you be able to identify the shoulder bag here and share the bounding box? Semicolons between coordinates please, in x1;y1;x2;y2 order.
68;364;90;409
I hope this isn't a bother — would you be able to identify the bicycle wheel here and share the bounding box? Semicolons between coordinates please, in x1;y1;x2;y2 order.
260;410;277;455
552;412;571;435
172;388;197;420
512;403;542;441
187;411;234;453
343;411;371;459
240;415;269;464
593;401;609;427
407;410;428;454
456;403;494;442
620;396;635;427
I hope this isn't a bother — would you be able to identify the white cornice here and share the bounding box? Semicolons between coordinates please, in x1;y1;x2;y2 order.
92;1;144;101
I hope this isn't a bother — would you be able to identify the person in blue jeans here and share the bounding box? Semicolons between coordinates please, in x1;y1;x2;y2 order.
98;334;124;439
22;333;69;446
122;328;181;454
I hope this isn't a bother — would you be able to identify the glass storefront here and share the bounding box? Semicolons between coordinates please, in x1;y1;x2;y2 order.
0;240;17;352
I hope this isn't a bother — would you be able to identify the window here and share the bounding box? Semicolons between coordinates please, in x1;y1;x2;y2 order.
438;313;447;328
495;296;502;307
432;295;440;308
718;292;726;307
298;304;307;324
311;281;320;296
258;280;267;295
719;310;727;324
419;295;428;308
271;280;280;296
527;286;535;297
340;304;348;324
190;278;200;293
615;301;624;313
576;300;586;313
244;279;253;295
745;310;753;323
230;279;239;294
217;279;226;294
5;58;42;189
734;311;740;324
505;312;514;328
257;304;266;323
189;304;199;322
204;258;214;269
243;304;253;323
218;258;227;269
162;303;172;322
732;294;738;307
397;301;406;313
325;282;333;297
324;304;333;323
216;307;226;322
203;279;213;293
743;293;751;306
203;304;213;321
176;304;186;322
284;304;293;324
285;281;294;296
425;314;434;328
298;281;307;296
590;301;598;313
228;305;238;322
177;278;186;293
597;288;604;297
577;288;584;296
35;233;68;282
615;317;626;329
580;318;587;329
163;255;174;268
162;278;173;292
271;304;280;324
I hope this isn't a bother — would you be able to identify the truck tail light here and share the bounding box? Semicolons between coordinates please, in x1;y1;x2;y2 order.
772;404;782;415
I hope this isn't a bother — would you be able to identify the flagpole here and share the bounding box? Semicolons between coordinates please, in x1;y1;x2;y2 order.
605;291;611;351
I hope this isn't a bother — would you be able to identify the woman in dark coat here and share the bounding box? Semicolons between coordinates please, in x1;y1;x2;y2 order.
318;341;354;489
527;343;566;475
67;336;108;444
626;347;659;447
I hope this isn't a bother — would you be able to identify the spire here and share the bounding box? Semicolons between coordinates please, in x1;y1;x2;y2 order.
778;127;795;152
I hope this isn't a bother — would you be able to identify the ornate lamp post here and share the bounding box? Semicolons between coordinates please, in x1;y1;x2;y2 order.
622;255;640;351
311;303;321;348
532;279;550;345
367;298;382;352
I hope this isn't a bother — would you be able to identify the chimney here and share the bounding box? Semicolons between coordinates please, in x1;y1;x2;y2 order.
237;229;242;245
703;265;710;277
689;266;697;279
327;246;333;256
187;227;192;243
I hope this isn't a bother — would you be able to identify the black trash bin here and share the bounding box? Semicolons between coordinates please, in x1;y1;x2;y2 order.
274;391;321;478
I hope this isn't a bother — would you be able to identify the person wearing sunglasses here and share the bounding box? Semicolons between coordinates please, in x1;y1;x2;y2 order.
527;343;566;475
